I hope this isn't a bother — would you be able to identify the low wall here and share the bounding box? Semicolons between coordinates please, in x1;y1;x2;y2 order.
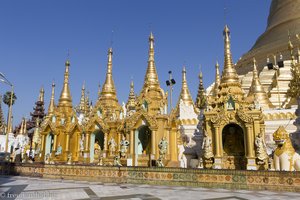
1;163;300;192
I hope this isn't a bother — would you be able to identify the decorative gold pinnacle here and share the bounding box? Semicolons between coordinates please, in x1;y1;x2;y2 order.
137;32;166;116
126;80;136;111
196;68;206;109
178;66;193;106
48;82;56;115
248;58;274;109
39;87;45;102
98;83;101;100
213;61;220;96
221;25;240;85
85;90;90;111
23;118;27;134
143;32;160;89
218;25;244;100
79;82;87;114
100;48;117;101
98;47;121;119
19;117;25;134
32;118;41;146
58;60;73;108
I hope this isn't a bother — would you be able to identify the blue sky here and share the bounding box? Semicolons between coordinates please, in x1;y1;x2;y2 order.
0;0;271;127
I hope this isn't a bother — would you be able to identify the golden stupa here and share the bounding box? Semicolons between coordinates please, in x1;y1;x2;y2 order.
237;0;300;74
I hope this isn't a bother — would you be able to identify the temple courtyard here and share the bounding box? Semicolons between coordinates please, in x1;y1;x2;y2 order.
0;176;299;200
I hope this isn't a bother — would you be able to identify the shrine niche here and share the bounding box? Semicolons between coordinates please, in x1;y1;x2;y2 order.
89;129;105;163
136;125;151;155
45;132;54;156
222;124;245;157
226;96;235;110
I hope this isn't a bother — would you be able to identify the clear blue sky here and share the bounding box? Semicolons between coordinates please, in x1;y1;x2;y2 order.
0;0;271;127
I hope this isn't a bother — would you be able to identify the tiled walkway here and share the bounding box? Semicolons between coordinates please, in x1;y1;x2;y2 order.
0;176;300;200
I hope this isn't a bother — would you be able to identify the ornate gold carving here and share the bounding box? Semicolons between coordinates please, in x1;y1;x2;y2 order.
237;110;253;123
125;110;158;130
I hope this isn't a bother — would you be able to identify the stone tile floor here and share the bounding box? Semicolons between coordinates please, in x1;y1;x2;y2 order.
0;176;299;200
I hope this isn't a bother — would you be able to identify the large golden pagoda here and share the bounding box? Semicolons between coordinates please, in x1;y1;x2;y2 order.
237;0;300;74
234;0;300;112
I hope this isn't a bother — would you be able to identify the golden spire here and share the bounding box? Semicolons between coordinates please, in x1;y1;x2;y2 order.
248;58;274;109
32;118;41;146
98;47;121;119
48;82;56;115
79;82;87;113
126;79;136;111
101;47;117;101
195;67;206;109
213;61;221;96
130;79;135;96
178;66;193;106
23;118;27;134
217;25;244;101
85;90;90;110
58;60;72;108
98;83;101;100
221;25;240;84
38;87;45;102
19;117;25;134
32;118;41;147
143;32;160;89
137;32;166;116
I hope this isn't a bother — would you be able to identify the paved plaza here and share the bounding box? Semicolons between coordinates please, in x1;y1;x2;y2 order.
0;176;299;200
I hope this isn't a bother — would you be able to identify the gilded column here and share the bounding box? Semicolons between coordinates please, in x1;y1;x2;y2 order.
66;133;70;152
77;133;80;152
246;125;254;158
130;129;134;154
41;135;45;151
218;127;223;156
166;130;170;155
85;132;90;151
169;129;177;161
117;132;121;151
214;126;221;157
53;134;57;151
151;130;156;155
104;132;108;151
245;124;256;170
